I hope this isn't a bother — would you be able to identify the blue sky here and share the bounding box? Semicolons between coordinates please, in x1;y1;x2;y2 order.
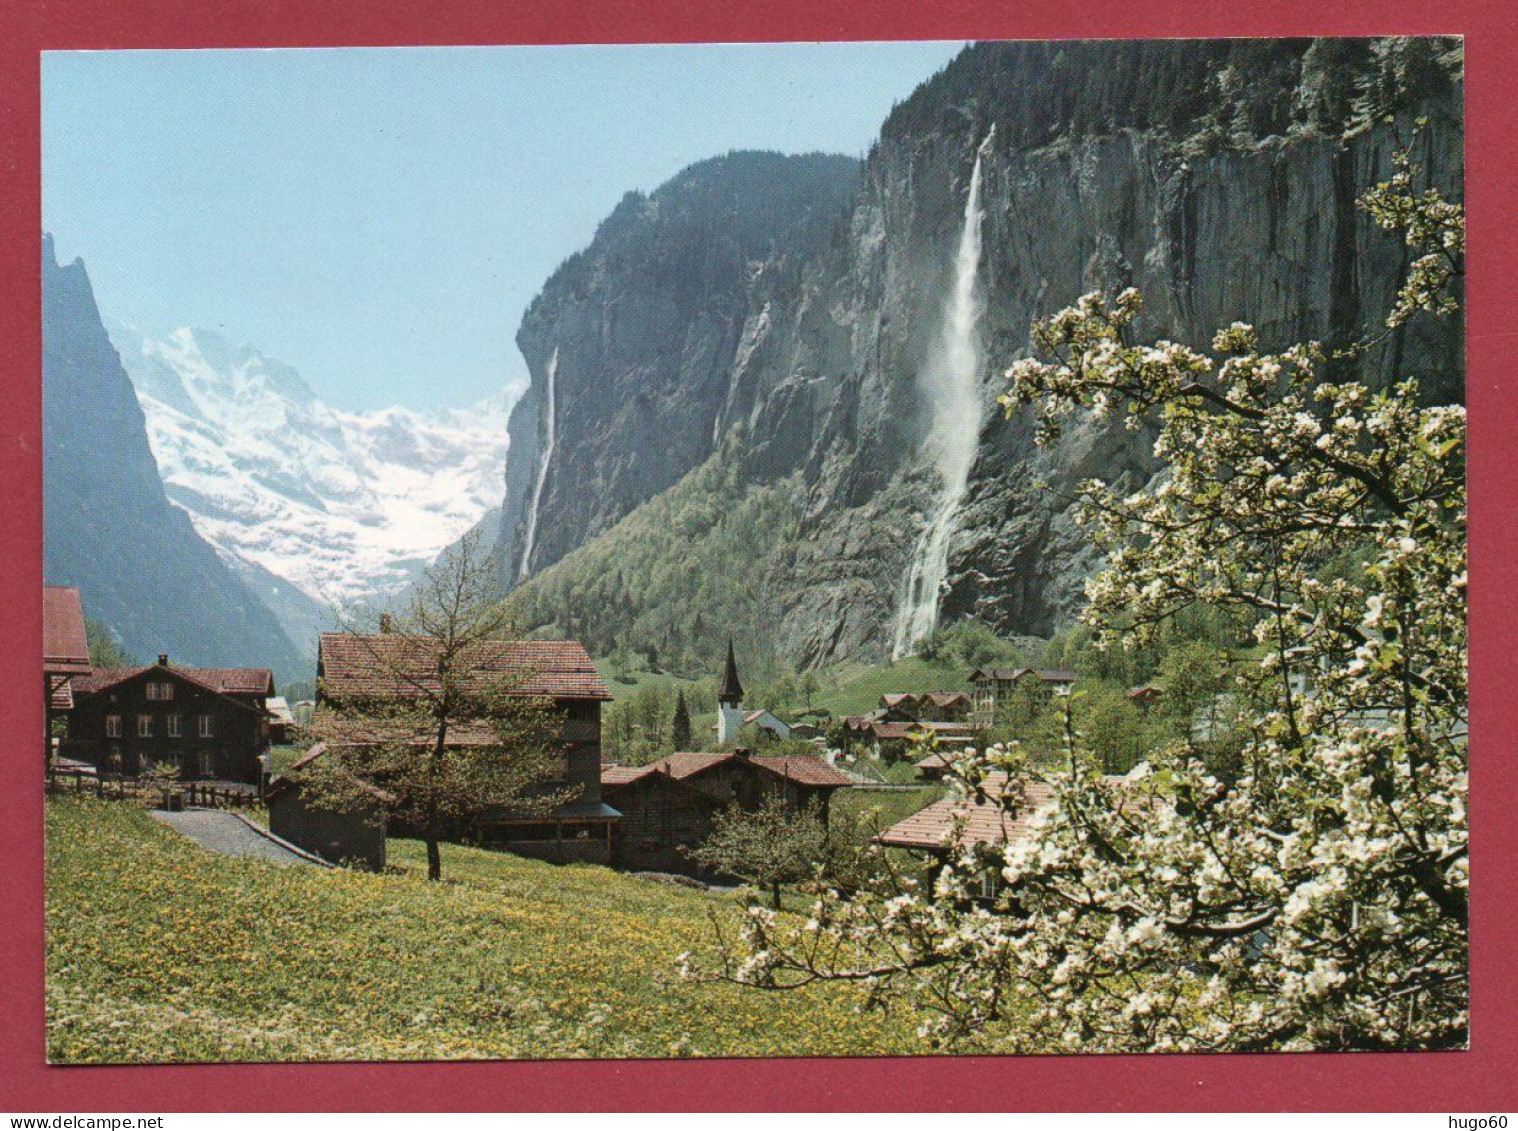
42;42;965;412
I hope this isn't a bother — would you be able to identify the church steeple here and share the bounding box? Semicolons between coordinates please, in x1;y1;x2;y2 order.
717;640;745;745
718;639;744;706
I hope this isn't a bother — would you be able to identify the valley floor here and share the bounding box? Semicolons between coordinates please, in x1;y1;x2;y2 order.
45;796;931;1064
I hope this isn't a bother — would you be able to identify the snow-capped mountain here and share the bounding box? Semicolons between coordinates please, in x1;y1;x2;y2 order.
107;320;513;633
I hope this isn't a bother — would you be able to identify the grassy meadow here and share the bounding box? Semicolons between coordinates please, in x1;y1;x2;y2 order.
45;795;933;1064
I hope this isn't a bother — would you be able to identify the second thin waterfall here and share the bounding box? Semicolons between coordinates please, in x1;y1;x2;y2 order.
516;346;559;583
890;136;990;659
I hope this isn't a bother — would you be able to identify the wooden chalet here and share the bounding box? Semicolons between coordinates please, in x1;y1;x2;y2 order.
266;741;393;871
968;667;1077;725
913;748;962;781
265;695;297;742
877;772;1054;856
841;715;975;759
877;771;1056;899
310;633;619;864
43;586;90;764
63;655;276;782
601;750;853;875
1126;685;1164;714
878;771;1140;899
840;689;978;758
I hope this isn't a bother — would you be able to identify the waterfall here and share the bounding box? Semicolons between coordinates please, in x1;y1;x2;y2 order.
891;137;990;659
517;346;558;582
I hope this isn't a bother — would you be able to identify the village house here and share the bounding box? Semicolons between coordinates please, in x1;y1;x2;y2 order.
877;771;1057;899
840;690;977;760
63;655;276;782
266;746;389;871
1126;685;1164;714
43;586;90;765
709;708;792;743
601;749;854;875
290;633;620;865
878;771;1141;900
913;748;961;781
265;695;297;742
968;667;1077;726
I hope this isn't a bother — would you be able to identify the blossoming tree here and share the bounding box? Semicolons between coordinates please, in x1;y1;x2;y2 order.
692;144;1466;1052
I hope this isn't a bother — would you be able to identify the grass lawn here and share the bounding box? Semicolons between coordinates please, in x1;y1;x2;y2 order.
808;656;974;720
45;796;930;1064
834;783;947;833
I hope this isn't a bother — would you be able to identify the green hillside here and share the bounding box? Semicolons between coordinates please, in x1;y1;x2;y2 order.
46;797;929;1063
506;440;803;685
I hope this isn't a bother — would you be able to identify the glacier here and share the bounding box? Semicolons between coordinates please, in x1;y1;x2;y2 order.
107;320;512;624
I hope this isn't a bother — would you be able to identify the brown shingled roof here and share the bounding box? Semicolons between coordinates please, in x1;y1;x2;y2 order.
876;772;1056;853
43;587;90;675
318;634;610;702
72;665;273;700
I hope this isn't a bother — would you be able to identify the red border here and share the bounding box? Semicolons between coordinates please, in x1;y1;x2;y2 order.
3;0;1515;1113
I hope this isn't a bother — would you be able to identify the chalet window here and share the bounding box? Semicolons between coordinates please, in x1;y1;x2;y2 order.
198;749;214;777
166;714;182;738
105;715;121;738
137;715;153;738
160;682;174;701
145;682;158;701
198;714;214;738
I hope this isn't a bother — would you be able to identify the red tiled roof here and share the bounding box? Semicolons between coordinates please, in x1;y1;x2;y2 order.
648;752;733;780
914;749;961;771
190;668;275;695
43;587;90;674
318;634;611;702
1127;685;1164;700
923;691;972;709
860;720;975;742
601;764;658;787
633;750;852;790
880;693;920;709
749;755;853;787
876;773;1057;852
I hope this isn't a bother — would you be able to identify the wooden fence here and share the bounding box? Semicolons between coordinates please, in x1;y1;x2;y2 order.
46;768;261;810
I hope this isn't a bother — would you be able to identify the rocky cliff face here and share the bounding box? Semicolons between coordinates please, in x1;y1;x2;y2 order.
495;151;861;585
504;38;1464;671
42;236;307;681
